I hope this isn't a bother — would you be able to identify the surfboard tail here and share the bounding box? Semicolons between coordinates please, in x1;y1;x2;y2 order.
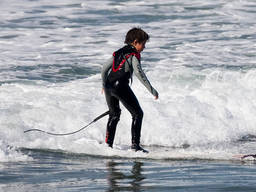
233;154;256;160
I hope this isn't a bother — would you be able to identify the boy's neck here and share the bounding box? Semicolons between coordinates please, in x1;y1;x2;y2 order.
129;44;137;51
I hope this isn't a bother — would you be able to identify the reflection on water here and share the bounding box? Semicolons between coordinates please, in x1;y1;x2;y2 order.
106;161;145;192
3;149;256;192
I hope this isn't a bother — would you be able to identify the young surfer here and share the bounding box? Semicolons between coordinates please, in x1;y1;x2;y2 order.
101;28;158;152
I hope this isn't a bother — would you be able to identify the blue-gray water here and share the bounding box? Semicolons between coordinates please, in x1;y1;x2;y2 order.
1;0;256;191
1;149;256;192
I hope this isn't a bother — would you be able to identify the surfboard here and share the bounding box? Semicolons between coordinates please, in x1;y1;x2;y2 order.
233;154;256;160
111;144;149;153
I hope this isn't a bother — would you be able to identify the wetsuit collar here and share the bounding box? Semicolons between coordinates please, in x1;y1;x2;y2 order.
127;44;138;52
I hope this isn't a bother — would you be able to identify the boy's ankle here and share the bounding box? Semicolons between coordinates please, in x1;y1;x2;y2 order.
131;143;149;153
106;142;113;148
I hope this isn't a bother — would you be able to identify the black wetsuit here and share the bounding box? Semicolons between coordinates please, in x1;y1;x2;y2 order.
102;45;158;148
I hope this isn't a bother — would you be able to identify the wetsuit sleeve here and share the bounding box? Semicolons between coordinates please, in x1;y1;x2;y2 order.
101;56;113;87
132;56;158;97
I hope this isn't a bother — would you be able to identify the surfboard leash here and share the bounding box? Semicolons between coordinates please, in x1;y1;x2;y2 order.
23;111;109;136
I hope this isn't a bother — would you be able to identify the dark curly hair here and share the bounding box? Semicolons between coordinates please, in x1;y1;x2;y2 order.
124;28;150;44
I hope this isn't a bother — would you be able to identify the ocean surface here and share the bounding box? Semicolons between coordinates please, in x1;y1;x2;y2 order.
1;0;256;191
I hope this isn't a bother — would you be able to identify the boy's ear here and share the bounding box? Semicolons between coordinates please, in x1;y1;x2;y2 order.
133;39;138;45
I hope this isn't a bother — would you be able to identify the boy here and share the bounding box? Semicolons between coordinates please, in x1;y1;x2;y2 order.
101;28;158;153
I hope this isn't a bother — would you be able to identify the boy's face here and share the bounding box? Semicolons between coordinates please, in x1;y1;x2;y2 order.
132;40;146;53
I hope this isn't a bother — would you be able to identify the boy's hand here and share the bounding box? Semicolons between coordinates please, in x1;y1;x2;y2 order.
152;89;158;100
101;88;104;94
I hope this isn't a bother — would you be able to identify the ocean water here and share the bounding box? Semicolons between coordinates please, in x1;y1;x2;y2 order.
1;0;256;191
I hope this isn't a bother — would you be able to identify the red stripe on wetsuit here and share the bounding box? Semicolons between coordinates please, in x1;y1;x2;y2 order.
112;52;140;72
